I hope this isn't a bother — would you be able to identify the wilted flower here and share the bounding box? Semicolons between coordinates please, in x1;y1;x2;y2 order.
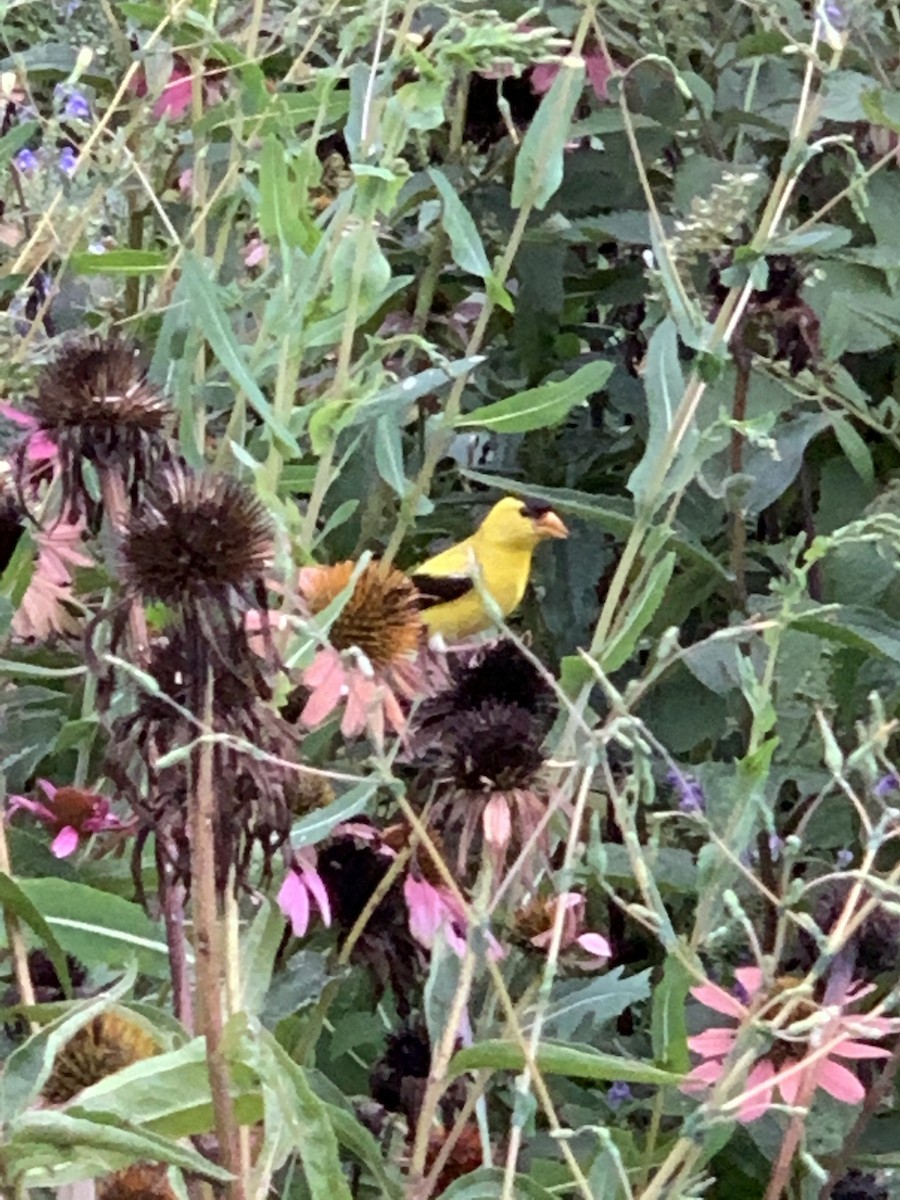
404;874;502;960
532;47;614;102
19;334;172;525
684;967;900;1122
0;402;59;464
7;779;128;857
810;878;900;978
520;891;611;967
831;1169;888;1200
11;515;93;640
43;1009;158;1103
296;560;429;744
278;849;332;937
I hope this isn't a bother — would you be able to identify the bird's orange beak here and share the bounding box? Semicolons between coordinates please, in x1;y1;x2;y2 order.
534;509;569;539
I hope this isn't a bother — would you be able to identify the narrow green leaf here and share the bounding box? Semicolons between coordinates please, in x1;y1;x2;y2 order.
428;168;491;279
439;1170;558;1199
651;954;693;1074
0;872;72;997
512;58;584;211
373;415;407;497
181;255;300;453
831;415;874;486
600;550;676;670
290;781;378;849
69;249;169;276
627;318;689;505
0;122;39;171
449;1039;680;1086
458;360;611;434
239;900;283;1017
17;879;176;979
259;134;314;252
324;1104;403;1199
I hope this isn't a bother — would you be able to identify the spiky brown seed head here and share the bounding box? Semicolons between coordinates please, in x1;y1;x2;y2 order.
302;560;422;668
97;1164;177;1200
42;1010;158;1103
831;1170;889;1200
32;335;170;441
813;879;900;977
437;700;546;793
121;466;273;605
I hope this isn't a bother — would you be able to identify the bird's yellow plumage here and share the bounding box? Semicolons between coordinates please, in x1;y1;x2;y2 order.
411;496;568;640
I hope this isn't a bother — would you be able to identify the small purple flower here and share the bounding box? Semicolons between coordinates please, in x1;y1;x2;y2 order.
875;773;900;798
607;1081;632;1108
768;834;784;863
732;977;751;1005
819;0;848;30
55;84;90;121
836;848;854;869
58;146;78;177
14;148;39;173
666;769;705;813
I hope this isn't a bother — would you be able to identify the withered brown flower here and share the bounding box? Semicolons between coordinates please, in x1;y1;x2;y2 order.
23;334;173;525
97;1164;177;1200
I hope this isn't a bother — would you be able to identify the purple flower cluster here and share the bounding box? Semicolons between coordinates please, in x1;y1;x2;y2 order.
55;84;90;121
666;769;705;813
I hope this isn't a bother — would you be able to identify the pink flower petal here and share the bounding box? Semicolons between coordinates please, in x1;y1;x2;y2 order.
691;982;746;1019
774;1061;805;1107
815;1058;865;1104
301;868;332;928
0;402;37;429
303;646;343;689
734;967;764;998
37;779;58;801
830;1040;891;1060
483;794;511;850
300;658;346;728
738;1058;776;1123
688;1027;737;1058
278;871;311;937
681;1059;726;1093
531;63;558;94
340;675;375;739
405;876;445;949
586;53;613;101
6;795;55;822
51;826;80;858
576;932;611;959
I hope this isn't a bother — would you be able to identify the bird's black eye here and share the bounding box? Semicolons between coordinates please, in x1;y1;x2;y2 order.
521;499;552;519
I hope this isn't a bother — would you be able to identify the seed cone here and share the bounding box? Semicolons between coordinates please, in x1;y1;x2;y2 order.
26;334;173;524
438;700;546;792
42;1010;157;1103
97;1164;177;1200
303;560;423;667
121;465;273;607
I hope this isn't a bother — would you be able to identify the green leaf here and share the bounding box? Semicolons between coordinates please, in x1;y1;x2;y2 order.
0;872;72;997
259;134;315;252
790;604;900;666
831;415;874;486
239;900;283;1017
439;1170;558;1200
449;1039;680;1086
324;1103;403;1199
627;318;689;506
290;780;379;849
16;879;175;979
458;360;611;434
181;255;300;454
69;250;169;276
599;550;676;670
512;58;584;211
5;1110;232;1184
651;954;693;1074
428;168;491;279
373;415;407;497
533;969;652;1042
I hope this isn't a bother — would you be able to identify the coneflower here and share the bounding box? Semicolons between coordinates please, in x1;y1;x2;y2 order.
42;1009;158;1103
97;1164;177;1200
296;560;431;743
21;334;172;526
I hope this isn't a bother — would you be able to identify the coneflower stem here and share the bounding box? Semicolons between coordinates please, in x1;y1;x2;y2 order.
190;666;244;1200
99;468;149;662
162;877;193;1031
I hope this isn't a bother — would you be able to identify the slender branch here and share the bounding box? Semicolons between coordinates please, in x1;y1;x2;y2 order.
0;790;37;1035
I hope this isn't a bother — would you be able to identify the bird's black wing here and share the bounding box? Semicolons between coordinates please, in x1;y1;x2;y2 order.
410;573;474;610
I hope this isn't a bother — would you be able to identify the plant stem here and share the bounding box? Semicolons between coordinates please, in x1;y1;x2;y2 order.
0;791;37;1034
190;667;244;1200
730;350;751;611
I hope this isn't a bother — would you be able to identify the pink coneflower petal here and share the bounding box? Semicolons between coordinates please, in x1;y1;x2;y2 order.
301;867;332;928
815;1058;866;1104
734;966;764;998
690;982;747;1019
688;1028;738;1058
301;656;347;728
404;875;444;949
831;1040;892;1059
531;63;558;94
682;1059;726;1092
6;795;54;822
278;870;310;937
576;932;612;959
50;825;80;858
483;794;511;850
0;402;38;428
37;779;58;801
774;1062;804;1107
586;53;612;101
738;1059;776;1123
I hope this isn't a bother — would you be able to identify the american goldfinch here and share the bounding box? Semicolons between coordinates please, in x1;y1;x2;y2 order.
411;496;569;640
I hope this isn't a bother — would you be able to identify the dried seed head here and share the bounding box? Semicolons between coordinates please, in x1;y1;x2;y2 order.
437;700;546;792
302;560;422;668
33;335;170;439
42;1010;158;1103
813;880;900;977
97;1164;177;1200
121;465;273;605
831;1170;888;1200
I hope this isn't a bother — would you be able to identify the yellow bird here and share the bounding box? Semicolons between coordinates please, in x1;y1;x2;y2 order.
411;496;569;641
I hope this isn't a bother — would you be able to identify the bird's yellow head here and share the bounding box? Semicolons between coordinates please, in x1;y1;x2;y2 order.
477;496;569;550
